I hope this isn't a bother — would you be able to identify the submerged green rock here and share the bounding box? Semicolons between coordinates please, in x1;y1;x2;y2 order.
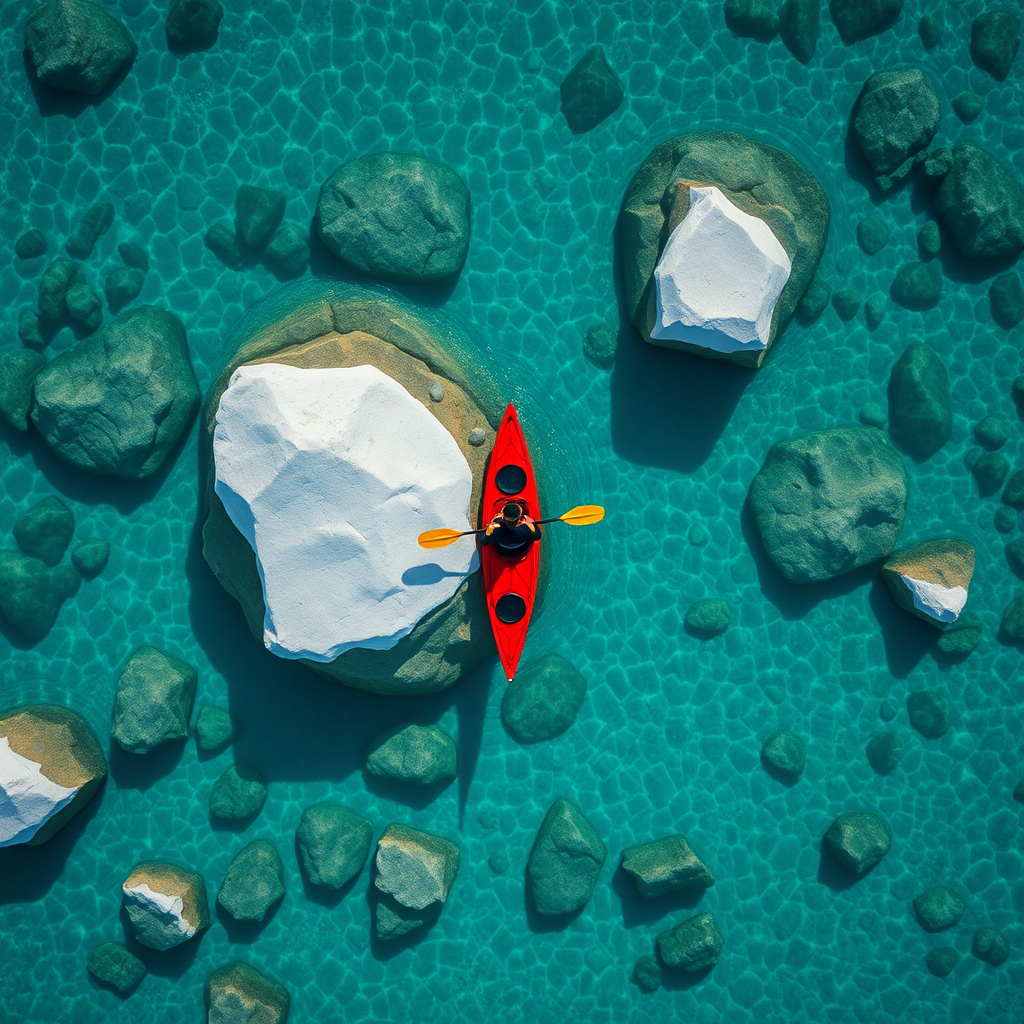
13;496;74;567
857;215;890;255
66;203;114;260
166;0;223;50
195;705;234;752
655;912;724;973
990;273;1024;330
761;730;806;779
86;941;145;994
528;799;606;915
218;840;285;922
684;598;730;637
907;691;951;739
366;722;457;786
887;342;952;460
972;927;1010;966
823;811;891;875
973;452;1010;496
971;11;1020;81
209;762;266;821
235;185;286;251
779;0;820;62
891;262;941;310
111;646;197;753
296;803;373;890
70;538;108;580
936;614;982;656
913;886;965;932
631;953;661;993
0;350;46;431
500;654;587;743
925;946;959;977
830;0;903;43
1000;596;1024;641
205;962;289;1024
0;552;80;643
559;45;624;133
724;0;778;40
621;835;714;898
865;732;903;775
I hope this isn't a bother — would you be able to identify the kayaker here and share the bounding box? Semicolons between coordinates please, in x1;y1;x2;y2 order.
480;501;541;556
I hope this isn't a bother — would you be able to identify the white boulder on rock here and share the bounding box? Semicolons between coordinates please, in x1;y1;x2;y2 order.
900;576;968;625
213;363;477;662
651;185;792;354
0;737;77;847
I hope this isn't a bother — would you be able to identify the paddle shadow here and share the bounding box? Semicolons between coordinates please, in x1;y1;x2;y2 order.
0;785;104;905
867;577;936;678
401;563;471;586
608;215;752;474
611;863;707;929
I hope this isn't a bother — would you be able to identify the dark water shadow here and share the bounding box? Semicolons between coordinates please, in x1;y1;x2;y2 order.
0;784;104;905
740;497;876;619
363;772;454;810
867;578;936;678
760;754;801;788
208;810;261;834
842;120;888;202
816;842;865;892
659;963;716;991
0;613;47;651
608;216;752;473
611;863;706;929
22;50;133;118
214;895;283;943
117;902;203;978
108;739;186;790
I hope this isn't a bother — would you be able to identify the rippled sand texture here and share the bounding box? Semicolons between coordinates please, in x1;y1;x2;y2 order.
1;0;1023;1022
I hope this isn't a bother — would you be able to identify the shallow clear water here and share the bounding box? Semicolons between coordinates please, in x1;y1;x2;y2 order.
2;0;1023;1021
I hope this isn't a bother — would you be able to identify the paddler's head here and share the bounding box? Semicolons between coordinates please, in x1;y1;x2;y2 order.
501;501;523;525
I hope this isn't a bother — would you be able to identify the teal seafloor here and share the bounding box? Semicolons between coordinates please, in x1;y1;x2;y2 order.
1;0;1024;1021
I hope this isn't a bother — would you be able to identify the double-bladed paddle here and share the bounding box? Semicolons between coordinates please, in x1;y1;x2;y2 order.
417;504;605;550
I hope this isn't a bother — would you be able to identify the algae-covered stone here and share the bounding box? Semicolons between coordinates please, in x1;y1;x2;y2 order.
621;835;714;898
779;0;819;62
797;279;830;321
918;220;941;258
857;215;890;256
195;705;233;752
528;798;606;915
1000;596;1024;641
620;131;829;368
935;144;1024;259
724;0;778;40
87;942;145;993
761;729;805;780
684;598;730;637
105;267;145;311
995;506;1018;534
205;221;244;270
317;153;471;282
0;552;80;643
111;646;197;754
559;45;623;134
235;186;286;251
264;223;309;279
972;927;1010;966
830;0;903;43
832;288;860;321
918;15;943;49
1004;471;1024;508
70;538;108;580
18;308;45;351
655;912;724;973
859;401;886;428
582;323;617;368
971;11;1020;81
926;946;959;977
1007;539;1024;577
864;293;886;330
953;92;983;124
30;306;200;480
975;415;1010;450
907;690;951;739
881;539;974;628
851;69;938;189
500;654;587;744
0;350;46;432
913;886;965;932
38;258;77;322
218;840;285;922
887;342;952;460
296;803;373;890
205;962;289;1024
209;762;266;821
823;811;891;875
15;230;46;260
66;203;114;260
122;861;209;949
749;427;907;583
25;0;136;95
973;452;1010;496
936;614;982;656
890;262;941;311
65;279;102;332
13;496;74;567
865;732;903;776
631;953;661;993
166;0;223;50
366;723;456;786
373;823;460;940
0;704;106;846
990;273;1024;330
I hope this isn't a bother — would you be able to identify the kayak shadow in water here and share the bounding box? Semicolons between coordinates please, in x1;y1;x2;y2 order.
608;217;753;474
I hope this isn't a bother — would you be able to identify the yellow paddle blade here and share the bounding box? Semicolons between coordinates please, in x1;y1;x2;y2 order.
418;528;471;549
558;504;605;525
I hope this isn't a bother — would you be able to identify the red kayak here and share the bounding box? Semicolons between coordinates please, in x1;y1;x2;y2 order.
480;404;540;682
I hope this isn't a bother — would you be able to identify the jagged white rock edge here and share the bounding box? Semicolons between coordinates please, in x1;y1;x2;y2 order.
903;575;968;624
375;836;449;910
123;882;196;950
213;363;477;662
0;737;78;847
652;185;792;354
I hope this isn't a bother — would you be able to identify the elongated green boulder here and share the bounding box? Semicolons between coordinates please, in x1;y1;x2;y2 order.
296;803;373;890
218;840;285;922
887;342;952;459
527;798;606;915
111;646;197;753
365;722;456;786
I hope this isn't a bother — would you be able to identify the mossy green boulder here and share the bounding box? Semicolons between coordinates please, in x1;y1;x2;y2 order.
972;927;1010;966
971;11;1020;81
365;723;456;787
684;598;730;637
500;654;587;743
907;690;951;738
1002;595;1024;641
195;705;234;752
761;729;806;780
749;427;907;583
218;840;285;922
0;350;46;431
205;962;289;1024
823;811;891;876
937;613;982;656
990;273;1024;329
86;941;145;994
111;646;197;753
865;732;903;776
296;803;373;890
13;496;74;567
71;538;108;580
235;186;286;251
30;306;200;479
655;912;724;973
0;552;80;643
559;46;623;134
890;262;941;310
887;342;952;459
621;835;714;898
913;886;965;931
209;762;266;821
527;799;606;915
926;946;959;977
829;0;903;43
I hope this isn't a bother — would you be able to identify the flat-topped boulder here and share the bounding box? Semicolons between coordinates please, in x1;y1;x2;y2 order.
882;539;974;627
656;912;724;973
201;285;502;695
0;704;106;847
621;132;829;368
122;861;209;949
621;835;714;898
365;723;457;787
214;363;475;663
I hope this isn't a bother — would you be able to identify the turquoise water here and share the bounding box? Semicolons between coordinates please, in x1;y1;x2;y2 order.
2;0;1024;1020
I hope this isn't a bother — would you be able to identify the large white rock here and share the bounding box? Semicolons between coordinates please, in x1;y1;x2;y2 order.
0;736;77;848
213;363;477;662
651;185;792;354
902;575;968;624
122;883;196;950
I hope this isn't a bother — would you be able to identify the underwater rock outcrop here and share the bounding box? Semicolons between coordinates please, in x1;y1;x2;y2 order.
913;886;965;932
296;803;373;890
195;705;234;752
122;861;209;949
205;963;290;1024
111;646;197;754
201;283;503;696
559;45;623;134
317;153;471;283
209;762;266;821
749;427;908;583
881;539;974;628
13;497;73;567
0;704;106;847
620;131;829;368
500;654;587;743
822;811;891;876
86;942;145;993
218;840;285;922
970;11;1020;81
365;723;457;787
829;0;903;43
528;798;606;915
621;835;714;898
887;342;952;460
655;912;724;973
166;0;223;50
760;729;806;780
0;552;80;643
0;350;46;431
